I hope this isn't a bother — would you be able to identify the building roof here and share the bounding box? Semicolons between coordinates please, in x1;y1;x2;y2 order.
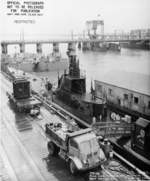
96;70;150;96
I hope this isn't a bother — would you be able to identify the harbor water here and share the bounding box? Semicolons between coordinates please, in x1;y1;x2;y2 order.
78;48;150;90
6;45;150;92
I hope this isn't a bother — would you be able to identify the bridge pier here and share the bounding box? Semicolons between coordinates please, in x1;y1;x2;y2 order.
67;42;76;56
53;43;59;53
78;42;81;49
1;43;8;54
82;42;91;51
101;21;104;40
147;40;150;50
36;43;42;53
52;43;61;60
19;43;25;53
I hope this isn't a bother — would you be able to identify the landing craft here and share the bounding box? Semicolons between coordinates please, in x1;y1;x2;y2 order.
1;42;68;73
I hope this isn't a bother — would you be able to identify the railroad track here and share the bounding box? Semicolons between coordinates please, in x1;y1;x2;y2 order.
1;71;150;181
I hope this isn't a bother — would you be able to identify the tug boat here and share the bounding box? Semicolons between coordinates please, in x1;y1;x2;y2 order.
107;42;121;52
112;117;150;172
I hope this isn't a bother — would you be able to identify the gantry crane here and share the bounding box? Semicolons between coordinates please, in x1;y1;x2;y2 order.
86;19;104;40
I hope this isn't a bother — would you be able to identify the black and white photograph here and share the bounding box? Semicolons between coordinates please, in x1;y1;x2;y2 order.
0;0;150;180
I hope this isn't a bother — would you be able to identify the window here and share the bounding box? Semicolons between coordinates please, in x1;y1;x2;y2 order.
97;85;102;92
148;101;150;109
69;139;78;149
134;97;139;104
118;98;121;105
108;88;112;96
124;94;128;100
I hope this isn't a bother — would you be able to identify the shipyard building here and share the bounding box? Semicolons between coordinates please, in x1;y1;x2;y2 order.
130;29;150;39
95;70;150;120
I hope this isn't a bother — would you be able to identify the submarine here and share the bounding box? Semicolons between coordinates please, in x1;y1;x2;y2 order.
53;43;107;124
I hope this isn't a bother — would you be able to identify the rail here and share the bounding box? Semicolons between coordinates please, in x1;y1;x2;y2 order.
113;151;150;180
93;122;132;137
33;92;90;128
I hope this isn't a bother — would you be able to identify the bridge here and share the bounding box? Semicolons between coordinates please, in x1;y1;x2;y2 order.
1;33;150;54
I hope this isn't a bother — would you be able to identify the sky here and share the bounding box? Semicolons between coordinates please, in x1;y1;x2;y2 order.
0;0;150;40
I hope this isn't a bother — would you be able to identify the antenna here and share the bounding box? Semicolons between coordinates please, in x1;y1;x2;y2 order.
19;31;21;41
22;28;24;42
91;78;94;93
71;30;74;40
20;28;24;42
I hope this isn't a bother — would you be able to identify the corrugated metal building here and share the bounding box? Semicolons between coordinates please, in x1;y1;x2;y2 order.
95;70;150;120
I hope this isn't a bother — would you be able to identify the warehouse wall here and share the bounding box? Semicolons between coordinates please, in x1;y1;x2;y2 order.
95;80;150;116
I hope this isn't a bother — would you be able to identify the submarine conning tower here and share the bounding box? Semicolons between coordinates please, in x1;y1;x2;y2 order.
67;43;80;78
56;42;86;95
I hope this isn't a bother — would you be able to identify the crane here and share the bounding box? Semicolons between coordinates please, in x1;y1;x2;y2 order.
86;18;104;40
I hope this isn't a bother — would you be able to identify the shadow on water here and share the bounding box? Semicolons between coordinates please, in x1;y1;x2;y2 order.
121;48;149;57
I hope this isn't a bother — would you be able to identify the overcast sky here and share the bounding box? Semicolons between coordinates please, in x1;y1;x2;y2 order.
0;0;150;40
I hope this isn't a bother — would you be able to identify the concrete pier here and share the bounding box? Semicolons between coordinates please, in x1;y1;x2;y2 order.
36;43;42;53
53;43;59;53
1;33;149;54
82;42;91;51
67;42;76;54
1;43;8;54
19;43;25;53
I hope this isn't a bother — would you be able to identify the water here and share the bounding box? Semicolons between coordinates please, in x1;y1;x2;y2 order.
5;45;150;92
77;48;150;90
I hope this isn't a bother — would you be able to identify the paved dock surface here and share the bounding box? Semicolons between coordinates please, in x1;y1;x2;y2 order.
1;73;85;181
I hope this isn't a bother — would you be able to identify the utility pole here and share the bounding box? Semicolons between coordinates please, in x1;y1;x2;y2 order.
71;30;74;40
